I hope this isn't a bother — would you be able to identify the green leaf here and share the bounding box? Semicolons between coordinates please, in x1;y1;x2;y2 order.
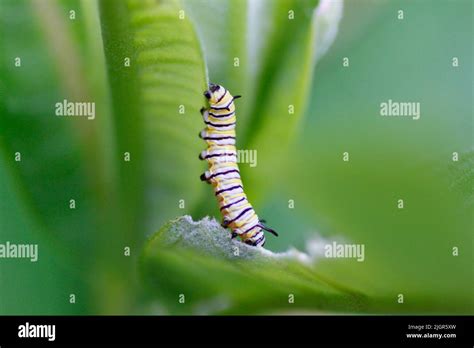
140;216;368;314
99;0;208;231
448;151;474;207
0;0;102;313
0;146;88;314
182;0;247;87
0;0;102;255
241;0;335;200
182;0;250;128
141;216;472;314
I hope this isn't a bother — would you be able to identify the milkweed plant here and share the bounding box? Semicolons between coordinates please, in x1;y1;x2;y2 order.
1;0;472;315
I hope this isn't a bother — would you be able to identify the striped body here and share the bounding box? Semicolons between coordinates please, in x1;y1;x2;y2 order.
199;83;277;247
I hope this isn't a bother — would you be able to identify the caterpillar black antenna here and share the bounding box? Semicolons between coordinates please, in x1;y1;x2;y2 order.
258;224;279;237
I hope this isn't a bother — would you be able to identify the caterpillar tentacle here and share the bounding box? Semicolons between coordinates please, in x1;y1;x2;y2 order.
199;83;278;247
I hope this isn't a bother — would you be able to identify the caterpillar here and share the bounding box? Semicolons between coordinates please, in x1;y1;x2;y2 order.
199;83;278;247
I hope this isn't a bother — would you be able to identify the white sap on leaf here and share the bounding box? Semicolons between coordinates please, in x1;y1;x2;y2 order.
154;215;344;264
155;215;268;260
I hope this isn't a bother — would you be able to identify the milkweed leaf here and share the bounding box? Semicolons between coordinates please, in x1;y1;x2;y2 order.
99;0;208;232
141;215;368;314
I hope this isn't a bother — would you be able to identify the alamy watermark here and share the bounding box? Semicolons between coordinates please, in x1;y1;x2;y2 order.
55;99;95;120
380;99;420;120
324;241;365;262
236;149;257;167
18;322;55;341
0;241;38;262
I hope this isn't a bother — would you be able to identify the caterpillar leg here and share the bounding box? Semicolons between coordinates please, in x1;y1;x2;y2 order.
198;128;209;139
200;107;209;122
231;231;238;239
221;218;230;228
200;171;211;184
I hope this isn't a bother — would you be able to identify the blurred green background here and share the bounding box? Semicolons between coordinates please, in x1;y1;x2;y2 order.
0;0;472;314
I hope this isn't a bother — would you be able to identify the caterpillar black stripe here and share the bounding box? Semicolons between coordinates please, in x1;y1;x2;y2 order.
199;83;278;247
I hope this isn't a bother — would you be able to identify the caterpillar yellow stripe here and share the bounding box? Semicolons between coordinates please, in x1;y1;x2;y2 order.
199;83;278;247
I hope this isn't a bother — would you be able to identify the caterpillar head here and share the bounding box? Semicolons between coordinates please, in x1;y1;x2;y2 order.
204;83;225;104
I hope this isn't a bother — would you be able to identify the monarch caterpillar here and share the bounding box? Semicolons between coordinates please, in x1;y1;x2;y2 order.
199;83;278;247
